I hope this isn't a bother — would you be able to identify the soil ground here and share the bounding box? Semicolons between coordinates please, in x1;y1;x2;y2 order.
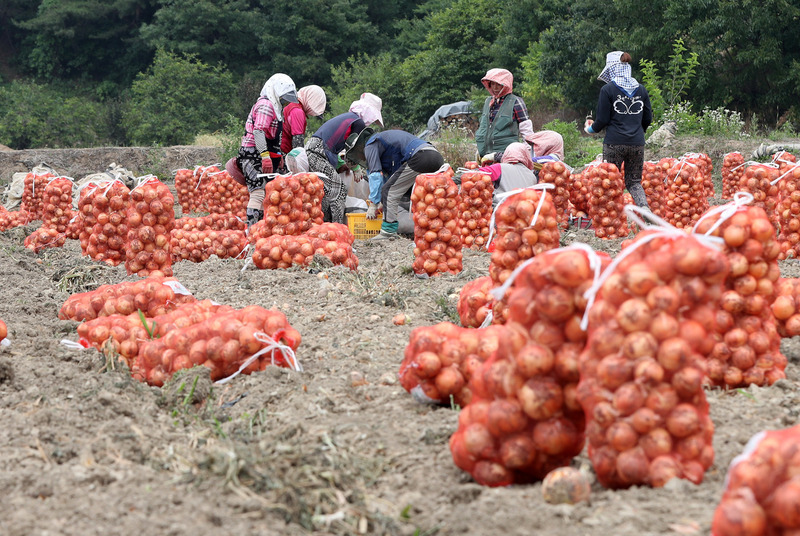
2;138;800;536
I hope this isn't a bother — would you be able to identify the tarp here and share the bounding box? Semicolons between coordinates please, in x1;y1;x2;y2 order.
418;101;475;140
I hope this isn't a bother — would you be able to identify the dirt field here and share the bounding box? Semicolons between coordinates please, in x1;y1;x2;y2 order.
1;141;800;536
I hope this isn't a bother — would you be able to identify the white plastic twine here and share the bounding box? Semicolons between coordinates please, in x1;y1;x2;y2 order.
241;255;253;272
486;183;555;247
770;162;800;186
134;175;159;190
76;178;122;200
215;331;301;385
235;243;251;260
162;280;193;296
580;205;725;331
693;192;755;236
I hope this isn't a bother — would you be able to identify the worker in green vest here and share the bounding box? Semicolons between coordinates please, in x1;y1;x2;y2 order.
475;68;535;164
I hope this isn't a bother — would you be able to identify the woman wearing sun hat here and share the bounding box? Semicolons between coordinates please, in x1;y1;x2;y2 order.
584;51;653;208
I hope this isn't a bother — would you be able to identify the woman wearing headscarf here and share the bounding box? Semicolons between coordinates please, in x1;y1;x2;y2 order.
477;142;538;206
305;92;383;224
584;51;653;208
475;68;534;163
280;85;327;165
234;73;298;226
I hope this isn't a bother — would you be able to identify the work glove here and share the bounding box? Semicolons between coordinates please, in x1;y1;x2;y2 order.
480;152;496;165
366;201;382;220
260;152;273;173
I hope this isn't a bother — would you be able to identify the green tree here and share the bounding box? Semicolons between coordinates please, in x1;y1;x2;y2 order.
0;81;111;149
14;0;156;84
122;49;236;146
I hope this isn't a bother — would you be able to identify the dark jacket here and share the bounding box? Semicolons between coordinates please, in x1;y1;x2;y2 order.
591;83;652;145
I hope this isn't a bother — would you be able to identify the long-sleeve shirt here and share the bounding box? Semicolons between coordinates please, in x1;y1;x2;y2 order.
590;83;653;145
241;97;279;148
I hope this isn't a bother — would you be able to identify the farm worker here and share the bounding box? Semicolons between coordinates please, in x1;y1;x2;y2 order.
477;142;537;206
232;73;298;226
345;128;444;240
584;51;653;209
280;85;327;166
526;130;565;160
475;68;534;164
305;92;384;224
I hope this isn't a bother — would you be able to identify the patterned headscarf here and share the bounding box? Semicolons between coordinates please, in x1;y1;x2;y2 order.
598;51;639;93
298;85;327;118
349;92;383;126
481;68;513;104
260;73;297;121
501;142;534;170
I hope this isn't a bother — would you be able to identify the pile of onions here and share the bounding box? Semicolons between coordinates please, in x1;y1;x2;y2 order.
775;163;800;259
721;152;745;200
464;161;480;170
641;161;667;219
174;168;202;215
171;228;248;263
305;222;354;245
250;173;325;238
664;159;708;229
0;207;31;231
23;176;76;253
771;278;800;337
695;203;786;387
130;305;302;387
78;299;229;367
488;187;559;298
20;170;54;220
411;171;463;277
206;169;249;218
457;171;493;250
568;169;590;216
537;161;571;227
585;162;630;239
712;424;800;535
124;177;176;277
681;153;714;198
399;322;507;407
457;276;495;328
577;230;726;489
59;276;196;322
251;233;358;270
78;180;130;266
739;163;781;231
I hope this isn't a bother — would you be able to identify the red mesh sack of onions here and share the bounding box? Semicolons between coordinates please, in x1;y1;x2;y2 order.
663;159;708;229
23;176;77;252
174;213;247;233
773;150;797;171
642;161;667;219
77;299;233;367
171;228;248;263
411;171;463;277
712;424;800;535
0;207;31;231
20;170;54;220
577;215;729;489
24;228;65;253
174;167;204;215
739;163;781;231
78;180;130;265
251;234;358;270
305;222;355;245
681;152;714;198
537;161;571;227
464;161;480;170
585;161;630;239
130;305;302;387
721;152;746;200
772;278;800;337
125;177;176;277
205;169;248;218
399;321;508;407
775;162;800;260
457;170;493;250
693;195;786;388
251;173;325;238
569;168;590;216
59;277;196;322
457;276;495;328
487;185;560;298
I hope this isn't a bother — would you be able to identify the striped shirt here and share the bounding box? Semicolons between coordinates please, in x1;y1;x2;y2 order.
241;97;280;148
488;94;529;124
